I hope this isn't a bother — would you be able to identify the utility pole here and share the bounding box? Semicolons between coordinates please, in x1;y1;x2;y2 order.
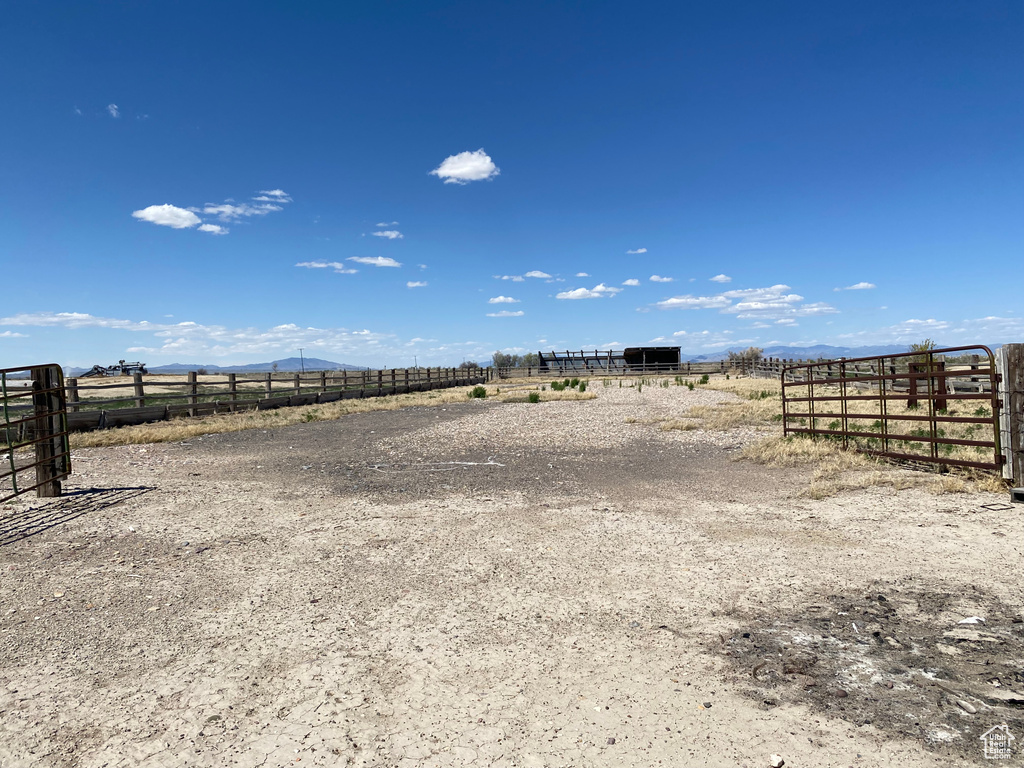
298;348;305;374
414;355;418;369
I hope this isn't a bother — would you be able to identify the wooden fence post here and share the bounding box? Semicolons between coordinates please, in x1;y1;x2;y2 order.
228;373;237;411
320;371;327;393
133;372;146;408
293;373;301;396
997;344;1024;486
188;371;198;416
66;377;79;413
31;366;62;498
265;373;273;399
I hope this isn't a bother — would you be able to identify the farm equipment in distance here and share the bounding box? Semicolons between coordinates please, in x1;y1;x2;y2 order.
80;360;148;377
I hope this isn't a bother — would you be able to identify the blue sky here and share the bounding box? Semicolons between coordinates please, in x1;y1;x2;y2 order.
2;1;1021;367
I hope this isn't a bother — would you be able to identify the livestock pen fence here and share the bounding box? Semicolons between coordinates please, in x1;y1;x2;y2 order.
781;345;1024;484
59;367;486;431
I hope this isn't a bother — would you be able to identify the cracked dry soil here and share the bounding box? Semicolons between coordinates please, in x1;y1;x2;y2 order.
1;386;1022;767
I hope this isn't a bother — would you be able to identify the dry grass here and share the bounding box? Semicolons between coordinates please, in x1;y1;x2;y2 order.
71;385;506;448
659;375;783;433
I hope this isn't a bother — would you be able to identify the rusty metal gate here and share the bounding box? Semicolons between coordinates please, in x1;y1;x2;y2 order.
782;345;1003;472
1;364;71;502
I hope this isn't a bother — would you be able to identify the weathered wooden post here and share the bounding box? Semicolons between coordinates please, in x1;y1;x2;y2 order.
319;370;327;393
264;372;273;399
293;373;301;396
133;372;146;408
228;373;237;411
377;368;383;395
997;344;1024;488
188;371;198;416
66;377;79;413
31;366;62;498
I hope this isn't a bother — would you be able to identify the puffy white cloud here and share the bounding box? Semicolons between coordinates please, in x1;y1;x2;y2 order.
776;318;798;326
133;189;291;235
429;148;500;184
406;281;427;288
488;296;519;304
494;275;526;282
575;272;590;277
622;278;640;286
0;311;510;365
0;330;27;338
525;270;551;279
650;275;673;283
348;256;401;268
372;230;404;240
486;310;524;317
834;281;876;291
556;283;622;300
655;295;731;310
626;248;647;254
295;261;358;274
132;204;201;229
376;221;399;227
107;103;120;118
710;274;731;283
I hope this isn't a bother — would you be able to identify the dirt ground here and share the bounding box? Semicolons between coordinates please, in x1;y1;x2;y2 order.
1;384;1022;767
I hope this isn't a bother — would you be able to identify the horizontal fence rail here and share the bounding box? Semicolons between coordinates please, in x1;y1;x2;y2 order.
782;346;1003;473
496;361;741;378
2;364;71;502
2;368;487;434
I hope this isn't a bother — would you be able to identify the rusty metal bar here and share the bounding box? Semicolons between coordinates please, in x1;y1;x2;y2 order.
1;363;72;503
781;346;1002;474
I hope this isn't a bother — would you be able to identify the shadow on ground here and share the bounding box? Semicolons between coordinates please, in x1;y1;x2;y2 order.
0;487;153;546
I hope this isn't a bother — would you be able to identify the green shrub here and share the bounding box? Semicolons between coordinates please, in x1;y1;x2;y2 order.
570;377;580;388
578;381;587;393
468;386;487;399
699;374;710;385
551;381;566;391
528;392;540;404
563;378;571;387
687;381;695;391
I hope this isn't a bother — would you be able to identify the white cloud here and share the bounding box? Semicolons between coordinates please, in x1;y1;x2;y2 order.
556;283;622;300
626;248;647;255
650;275;673;283
575;272;590;277
133;190;291;235
0;330;27;338
372;230;404;240
622;278;640;286
348;256;402;268
295;261;358;274
107;103;120;118
406;281;427;288
525;270;551;279
430;149;500;184
494;275;526;282
488;296;519;304
376;221;399;227
132;204;202;229
201;202;283;222
710;274;732;283
486;310;524;317
834;281;877;291
655;295;731;310
253;189;292;203
775;318;798;326
0;311;516;365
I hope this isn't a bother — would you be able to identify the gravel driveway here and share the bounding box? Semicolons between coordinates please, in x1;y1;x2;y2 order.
1;384;1019;767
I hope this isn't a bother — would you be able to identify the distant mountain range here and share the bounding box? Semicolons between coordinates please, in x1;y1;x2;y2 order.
65;357;365;376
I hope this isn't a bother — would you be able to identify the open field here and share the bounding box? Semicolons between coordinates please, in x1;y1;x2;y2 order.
1;379;1021;767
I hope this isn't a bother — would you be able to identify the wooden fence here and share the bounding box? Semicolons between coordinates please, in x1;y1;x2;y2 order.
54;367;486;432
